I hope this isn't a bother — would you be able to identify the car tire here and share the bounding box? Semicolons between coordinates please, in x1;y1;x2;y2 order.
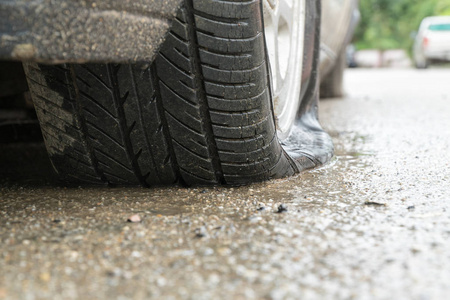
24;0;331;186
320;48;346;98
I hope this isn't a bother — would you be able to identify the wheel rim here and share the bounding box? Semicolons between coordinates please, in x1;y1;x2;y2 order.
263;0;306;140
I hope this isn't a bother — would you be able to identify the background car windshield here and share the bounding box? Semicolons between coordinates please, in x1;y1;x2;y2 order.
428;23;450;31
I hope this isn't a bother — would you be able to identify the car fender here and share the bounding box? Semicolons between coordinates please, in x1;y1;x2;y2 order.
0;0;183;63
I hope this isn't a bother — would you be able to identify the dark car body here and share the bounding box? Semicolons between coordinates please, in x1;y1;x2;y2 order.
0;0;183;63
1;0;359;69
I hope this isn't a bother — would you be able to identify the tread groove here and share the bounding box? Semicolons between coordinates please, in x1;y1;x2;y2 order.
106;64;146;186
172;139;209;161
79;90;118;121
186;0;224;184
179;167;212;182
151;64;182;183
67;64;109;184
80;65;112;90
128;65;161;184
159;80;197;106
93;147;135;174
85;120;126;151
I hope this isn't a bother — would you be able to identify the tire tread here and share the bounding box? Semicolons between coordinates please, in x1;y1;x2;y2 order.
25;0;295;186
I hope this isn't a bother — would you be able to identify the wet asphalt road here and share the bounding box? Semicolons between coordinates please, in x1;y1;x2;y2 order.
1;68;450;299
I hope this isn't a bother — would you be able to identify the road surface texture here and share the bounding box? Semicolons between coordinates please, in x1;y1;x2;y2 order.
1;68;450;299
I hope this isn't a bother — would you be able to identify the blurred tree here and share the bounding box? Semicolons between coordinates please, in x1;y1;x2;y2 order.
354;0;450;52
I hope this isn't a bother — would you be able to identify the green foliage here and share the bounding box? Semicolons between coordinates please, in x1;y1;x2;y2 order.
354;0;450;51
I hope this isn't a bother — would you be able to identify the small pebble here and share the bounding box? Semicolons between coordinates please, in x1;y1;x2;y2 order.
364;201;386;206
39;272;51;282
127;214;141;223
277;204;288;213
194;227;207;238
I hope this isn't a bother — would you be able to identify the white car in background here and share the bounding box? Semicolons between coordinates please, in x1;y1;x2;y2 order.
414;16;450;69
